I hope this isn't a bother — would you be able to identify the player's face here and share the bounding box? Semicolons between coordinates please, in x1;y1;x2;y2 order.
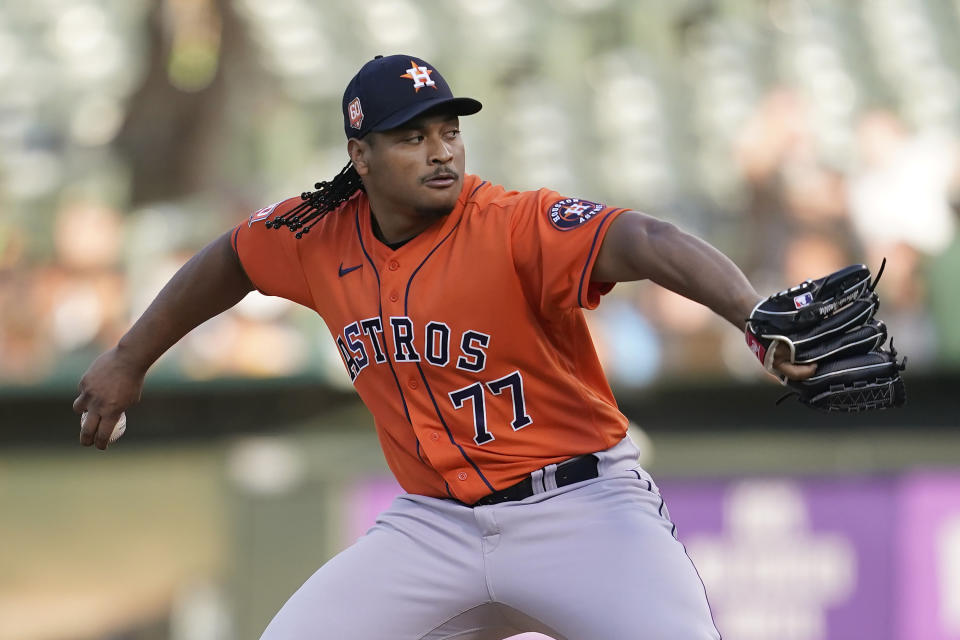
352;112;466;222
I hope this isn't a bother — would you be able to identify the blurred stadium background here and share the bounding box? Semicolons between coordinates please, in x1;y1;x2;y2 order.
1;0;959;638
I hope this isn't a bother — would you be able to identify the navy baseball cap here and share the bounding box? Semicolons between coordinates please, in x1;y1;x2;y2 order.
342;54;482;139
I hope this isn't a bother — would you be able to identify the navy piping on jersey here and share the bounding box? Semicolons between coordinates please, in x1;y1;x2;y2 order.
354;205;413;426
405;218;495;493
576;208;625;308
229;226;257;287
467;180;487;200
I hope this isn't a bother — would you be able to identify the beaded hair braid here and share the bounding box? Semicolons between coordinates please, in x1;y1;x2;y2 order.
267;161;364;238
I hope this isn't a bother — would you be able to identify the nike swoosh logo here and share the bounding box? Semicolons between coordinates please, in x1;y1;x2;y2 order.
338;263;362;277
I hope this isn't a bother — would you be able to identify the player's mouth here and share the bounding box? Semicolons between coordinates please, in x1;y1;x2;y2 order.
422;171;458;189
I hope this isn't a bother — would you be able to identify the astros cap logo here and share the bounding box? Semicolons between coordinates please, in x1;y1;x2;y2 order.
401;61;437;92
348;97;364;130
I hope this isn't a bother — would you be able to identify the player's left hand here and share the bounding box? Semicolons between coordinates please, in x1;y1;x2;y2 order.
746;263;907;412
770;342;816;381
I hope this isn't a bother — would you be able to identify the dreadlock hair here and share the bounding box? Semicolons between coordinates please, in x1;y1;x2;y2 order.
266;161;364;238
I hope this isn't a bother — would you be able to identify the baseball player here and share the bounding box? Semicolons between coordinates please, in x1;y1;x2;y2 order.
74;55;813;639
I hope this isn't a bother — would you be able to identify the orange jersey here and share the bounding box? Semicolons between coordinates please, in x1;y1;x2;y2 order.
232;174;630;503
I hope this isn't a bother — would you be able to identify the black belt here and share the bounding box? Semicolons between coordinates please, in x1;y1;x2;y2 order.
470;454;599;507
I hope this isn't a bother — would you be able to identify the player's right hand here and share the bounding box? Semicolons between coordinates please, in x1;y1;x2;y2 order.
73;346;146;450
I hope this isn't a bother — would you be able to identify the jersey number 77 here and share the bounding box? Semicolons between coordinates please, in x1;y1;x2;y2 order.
448;370;533;445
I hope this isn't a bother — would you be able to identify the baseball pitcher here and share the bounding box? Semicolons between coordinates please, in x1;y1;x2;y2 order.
74;55;903;639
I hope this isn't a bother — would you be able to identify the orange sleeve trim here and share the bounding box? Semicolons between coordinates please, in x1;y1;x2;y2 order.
576;208;626;308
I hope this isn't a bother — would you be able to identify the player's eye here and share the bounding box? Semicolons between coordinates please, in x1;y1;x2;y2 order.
405;135;425;144
445;128;461;139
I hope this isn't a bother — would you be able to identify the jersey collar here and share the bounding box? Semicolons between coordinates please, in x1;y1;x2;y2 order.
358;174;481;262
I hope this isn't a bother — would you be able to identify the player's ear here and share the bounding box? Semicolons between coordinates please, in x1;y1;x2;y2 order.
348;137;372;176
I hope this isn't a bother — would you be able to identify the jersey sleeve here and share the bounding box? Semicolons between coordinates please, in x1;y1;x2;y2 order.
231;198;315;308
509;189;627;313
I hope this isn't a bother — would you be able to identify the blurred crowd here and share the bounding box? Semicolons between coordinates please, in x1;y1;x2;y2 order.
590;93;960;386
2;0;959;390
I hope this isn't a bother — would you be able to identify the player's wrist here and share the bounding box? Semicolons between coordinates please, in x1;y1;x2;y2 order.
113;337;154;376
741;294;764;328
727;291;763;332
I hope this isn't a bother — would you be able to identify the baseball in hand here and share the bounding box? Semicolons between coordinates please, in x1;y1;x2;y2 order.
81;411;127;444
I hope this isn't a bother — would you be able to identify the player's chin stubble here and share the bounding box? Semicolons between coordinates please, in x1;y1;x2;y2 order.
415;203;457;220
415;187;459;219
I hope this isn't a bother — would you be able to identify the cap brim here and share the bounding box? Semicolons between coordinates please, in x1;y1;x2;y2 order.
372;97;482;133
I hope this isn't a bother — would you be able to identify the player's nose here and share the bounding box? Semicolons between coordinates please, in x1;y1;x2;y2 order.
426;135;454;165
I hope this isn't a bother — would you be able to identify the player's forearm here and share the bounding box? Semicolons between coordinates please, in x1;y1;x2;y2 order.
644;221;761;329
594;212;761;329
116;231;254;372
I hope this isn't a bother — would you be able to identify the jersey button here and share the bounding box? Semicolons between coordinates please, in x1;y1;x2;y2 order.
408;378;419;389
388;290;399;302
457;471;468;481
388;259;400;271
430;432;440;441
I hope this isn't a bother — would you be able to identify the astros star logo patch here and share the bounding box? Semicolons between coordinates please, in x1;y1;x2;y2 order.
548;198;606;231
401;61;437;92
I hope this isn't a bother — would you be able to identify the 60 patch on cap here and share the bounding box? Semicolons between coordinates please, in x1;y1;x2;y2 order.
347;97;364;130
549;198;605;230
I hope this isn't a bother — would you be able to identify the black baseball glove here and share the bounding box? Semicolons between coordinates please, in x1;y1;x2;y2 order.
746;262;907;412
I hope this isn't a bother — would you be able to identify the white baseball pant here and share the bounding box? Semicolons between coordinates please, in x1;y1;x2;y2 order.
259;436;721;639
